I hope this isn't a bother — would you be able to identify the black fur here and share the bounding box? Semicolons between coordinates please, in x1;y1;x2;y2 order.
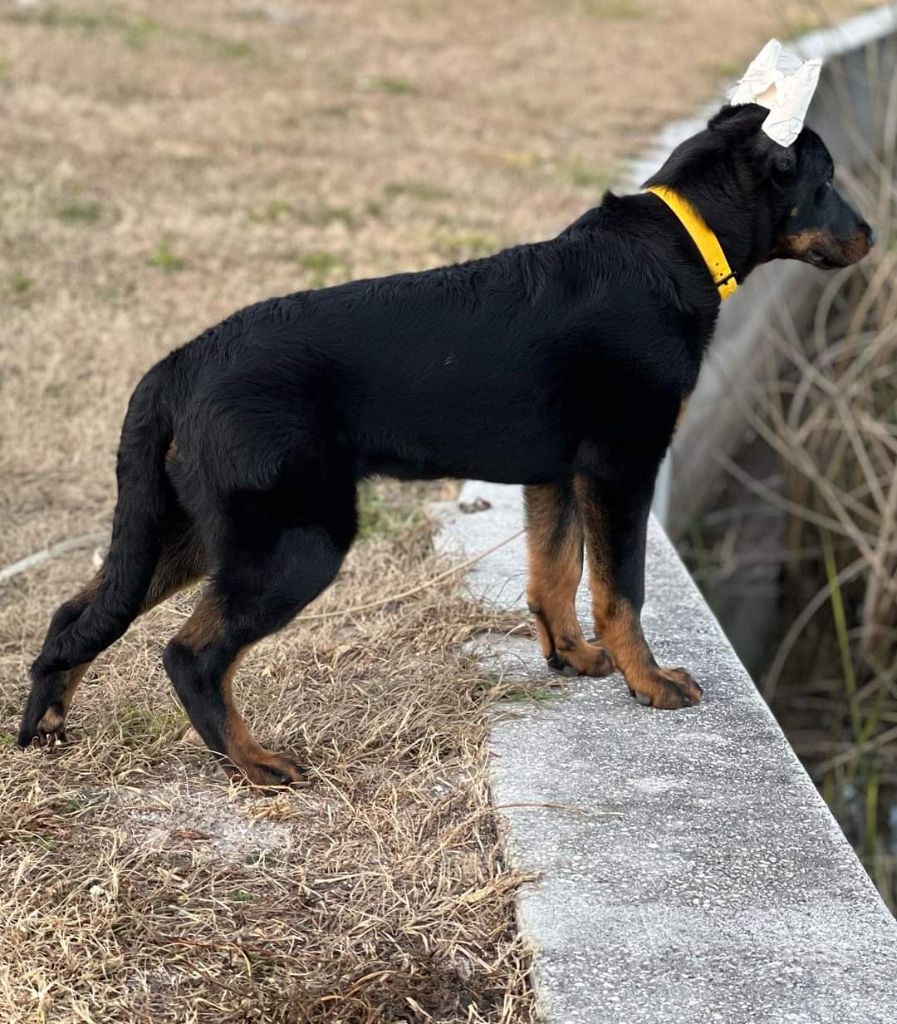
18;103;873;768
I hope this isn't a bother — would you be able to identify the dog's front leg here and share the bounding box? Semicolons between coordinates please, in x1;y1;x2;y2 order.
575;474;702;709
524;482;614;678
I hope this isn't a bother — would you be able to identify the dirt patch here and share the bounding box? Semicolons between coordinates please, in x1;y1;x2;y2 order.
0;0;880;1020
120;778;297;862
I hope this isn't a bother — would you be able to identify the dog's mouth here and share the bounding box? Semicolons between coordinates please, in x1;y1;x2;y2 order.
804;234;873;269
806;246;833;267
778;230;869;270
806;245;847;269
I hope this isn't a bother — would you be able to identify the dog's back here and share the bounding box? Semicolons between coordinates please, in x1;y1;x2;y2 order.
169;207;693;490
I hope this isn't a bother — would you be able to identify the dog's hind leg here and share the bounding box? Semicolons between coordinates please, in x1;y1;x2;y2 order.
19;359;184;748
20;513;207;747
525;481;615;678
21;572;107;745
162;492;355;786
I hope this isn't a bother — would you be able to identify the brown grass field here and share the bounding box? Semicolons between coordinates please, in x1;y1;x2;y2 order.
0;1;879;1020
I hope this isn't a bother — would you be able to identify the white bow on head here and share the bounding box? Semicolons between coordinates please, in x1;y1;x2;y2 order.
728;39;822;148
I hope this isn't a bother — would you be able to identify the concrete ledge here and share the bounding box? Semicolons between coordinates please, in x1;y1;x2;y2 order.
437;482;897;1024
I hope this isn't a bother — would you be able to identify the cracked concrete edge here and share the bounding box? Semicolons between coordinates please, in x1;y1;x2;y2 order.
435;481;897;1024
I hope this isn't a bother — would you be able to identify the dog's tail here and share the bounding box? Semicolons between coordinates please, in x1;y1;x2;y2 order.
34;356;178;675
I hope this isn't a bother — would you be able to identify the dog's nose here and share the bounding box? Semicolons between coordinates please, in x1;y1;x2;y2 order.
863;222;876;247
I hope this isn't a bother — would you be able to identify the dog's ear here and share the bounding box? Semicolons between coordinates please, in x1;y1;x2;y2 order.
769;146;797;179
709;103;798;181
707;103;767;136
752;131;798;183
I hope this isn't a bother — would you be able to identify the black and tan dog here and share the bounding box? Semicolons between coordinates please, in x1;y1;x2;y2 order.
18;102;872;784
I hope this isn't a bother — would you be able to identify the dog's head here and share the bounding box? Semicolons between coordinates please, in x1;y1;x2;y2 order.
758;116;875;268
644;103;874;274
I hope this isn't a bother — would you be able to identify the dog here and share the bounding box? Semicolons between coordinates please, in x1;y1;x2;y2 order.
17;101;873;785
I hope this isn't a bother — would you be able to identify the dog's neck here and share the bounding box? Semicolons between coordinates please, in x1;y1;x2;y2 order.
645;186;738;300
662;178;777;285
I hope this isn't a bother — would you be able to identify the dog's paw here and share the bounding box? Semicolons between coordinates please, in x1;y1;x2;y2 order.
547;641;615;678
17;703;69;749
628;667;702;709
228;750;308;789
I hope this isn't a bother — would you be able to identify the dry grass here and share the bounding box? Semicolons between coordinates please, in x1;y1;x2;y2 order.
0;0;882;1019
0;514;540;1021
757;142;897;911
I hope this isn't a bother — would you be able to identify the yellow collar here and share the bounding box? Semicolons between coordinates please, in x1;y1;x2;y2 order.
645;185;738;301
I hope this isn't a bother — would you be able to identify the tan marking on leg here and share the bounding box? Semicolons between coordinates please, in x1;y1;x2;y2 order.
175;592;226;649
142;528;206;611
576;479;702;709
33;662;92;744
218;654;305;786
172;601;304;787
40;532;207;741
32;572;106;741
58;663;90;713
525;484;613;678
